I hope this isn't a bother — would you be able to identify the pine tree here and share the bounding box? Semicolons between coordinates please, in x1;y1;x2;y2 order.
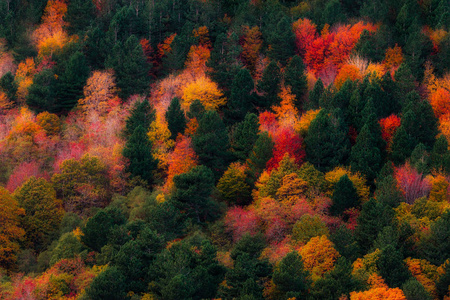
268;17;295;65
224;68;255;125
377;244;412;288
106;35;151;99
125;99;155;136
187;99;206;120
246;131;275;183
421;210;450;265
256;61;281;109
54;51;90;112
285;55;308;111
390;125;414;165
307;78;324;110
305;110;351;172
123;125;158;185
26;69;56;113
431;135;450;172
330;174;359;216
231;113;259;161
192;111;230;180
0;72;17;104
166;97;187;140
272;252;311;299
64;0;95;35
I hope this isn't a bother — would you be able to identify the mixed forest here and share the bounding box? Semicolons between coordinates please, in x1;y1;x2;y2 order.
1;0;450;299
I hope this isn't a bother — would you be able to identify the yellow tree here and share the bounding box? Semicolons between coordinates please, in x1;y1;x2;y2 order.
181;76;226;110
0;187;25;270
299;235;340;280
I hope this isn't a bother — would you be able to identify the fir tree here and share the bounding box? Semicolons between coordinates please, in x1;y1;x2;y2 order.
330;174;359;216
268;17;295;65
285;55;308;111
377;244;412;288
224;68;255;125
64;0;95;35
307;78;324;110
247;131;275;183
272;252;311;299
0;72;17;104
26;69;56;113
256;61;281;109
231;113;260;161
125;99;155;136
390;125;414;165
166;97;187;140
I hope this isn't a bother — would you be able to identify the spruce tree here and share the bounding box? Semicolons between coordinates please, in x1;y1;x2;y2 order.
377;244;412;288
268;17;295;65
125;99;155;136
166;97;186;140
285;55;308;111
330;174;359;216
307;78;324;110
224;68;255;125
247;131;275;183
231;113;259;161
187;99;206;120
256;61;281;109
390;125;414;165
431;135;450;172
272;252;311;299
305;110;350;172
410;143;430;174
26;69;56;113
0;72;17;104
122;125;158;185
54;51;90;112
106;35;151;99
192;110;230;180
64;0;95;35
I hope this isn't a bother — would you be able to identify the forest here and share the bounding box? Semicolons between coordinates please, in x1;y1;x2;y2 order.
1;0;450;299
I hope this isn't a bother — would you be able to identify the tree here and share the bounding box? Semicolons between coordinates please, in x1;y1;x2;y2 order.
125;98;155;136
272;252;311;300
430;135;450;172
85;267;127;300
420;210;450;265
268;17;295;65
63;0;95;34
123;125;158;185
182;76;226;111
305;109;350;172
292;215;329;243
401;278;432;300
377;244;412;288
224;68;255;125
436;262;450;300
26;68;56;113
192;110;230;179
256;61;281;109
390;125;415;165
14;177;64;251
247;131;275;183
285;55;308;111
106;35;151;99
0;72;17;104
330;174;359;216
266;129;305;171
307;78;324;110
0;187;25;270
172;165;216;223
299;235;340;280
54;51;90;112
166;97;187;140
217;163;251;205
231;113;259;161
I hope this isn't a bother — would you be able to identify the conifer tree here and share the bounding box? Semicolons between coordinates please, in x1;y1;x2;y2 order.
0;72;17;104
377;244;412;288
285;55;308;111
224;68;255;125
26;69;56;113
268;17;295;65
166;97;186;140
247;131;275;183
64;0;95;35
307;78;324;110
431;135;450;172
125;99;155;136
123;125;158;185
192;110;230;179
390;125;414;165
330;174;359;216
272;252;311;299
256;61;281;109
231;113;259;161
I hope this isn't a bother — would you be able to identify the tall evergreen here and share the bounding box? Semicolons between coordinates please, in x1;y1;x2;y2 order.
54;51;90;112
285;56;308;111
377;244;412;288
192;110;230;180
272;252;311;299
26;69;56;113
64;0;95;35
106;35;151;100
166;97;187;140
305;109;351;172
256;61;281;109
0;72;17;104
125;99;155;136
122;125;158;186
307;78;324;110
247;131;275;183
231;113;260;161
224;68;255;125
390;125;415;165
330;175;359;216
431;135;450;172
268;17;295;65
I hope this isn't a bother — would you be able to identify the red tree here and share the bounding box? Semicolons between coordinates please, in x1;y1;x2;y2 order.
266;128;305;171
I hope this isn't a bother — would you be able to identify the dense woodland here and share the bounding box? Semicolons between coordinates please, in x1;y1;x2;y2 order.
1;0;450;299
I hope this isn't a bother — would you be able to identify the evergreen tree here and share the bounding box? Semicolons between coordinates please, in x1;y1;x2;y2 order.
231;113;259;161
247;131;275;183
85;267;127;300
0;72;17;104
268;17;295;65
224;68;255;125
125;99;155;136
377;244;412;288
272;252;311;300
172;165;216;223
402;278;433;300
54;51;90;112
307;78;324;110
375;175;402;208
420;210;450;265
285;55;308;111
390;125;414;165
430;135;450;172
331;79;354;113
166;97;187;140
305;110;350;172
436;262;450;300
256;61;281;109
64;0;95;35
26;69;56;113
106;35;151;99
192;111;230;179
394;64;416;106
330;175;359;216
330;225;361;262
122;125;158;185
187;99;206;120
410;143;430;174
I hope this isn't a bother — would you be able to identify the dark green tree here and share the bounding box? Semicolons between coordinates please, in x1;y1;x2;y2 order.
26;69;56;113
436;262;450;300
272;252;311;300
0;72;17;104
390;125;415;165
63;0;95;35
172;166;217;223
305;110;351;172
54;51;90;112
402;278;432;300
123;125;158;185
187;99;206;120
85;266;127;300
430;135;450;172
224;68;255;125
420;210;450;265
231;113;259;161
106;35;151;99
285;55;308;111
125;99;155;136
256;61;281;109
330;175;359;216
268;17;295;65
307;78;324;110
330;225;360;262
377;244;412;288
394;64;416;106
192;111;230;179
166;97;187;140
246;132;275;183
410;143;430;174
